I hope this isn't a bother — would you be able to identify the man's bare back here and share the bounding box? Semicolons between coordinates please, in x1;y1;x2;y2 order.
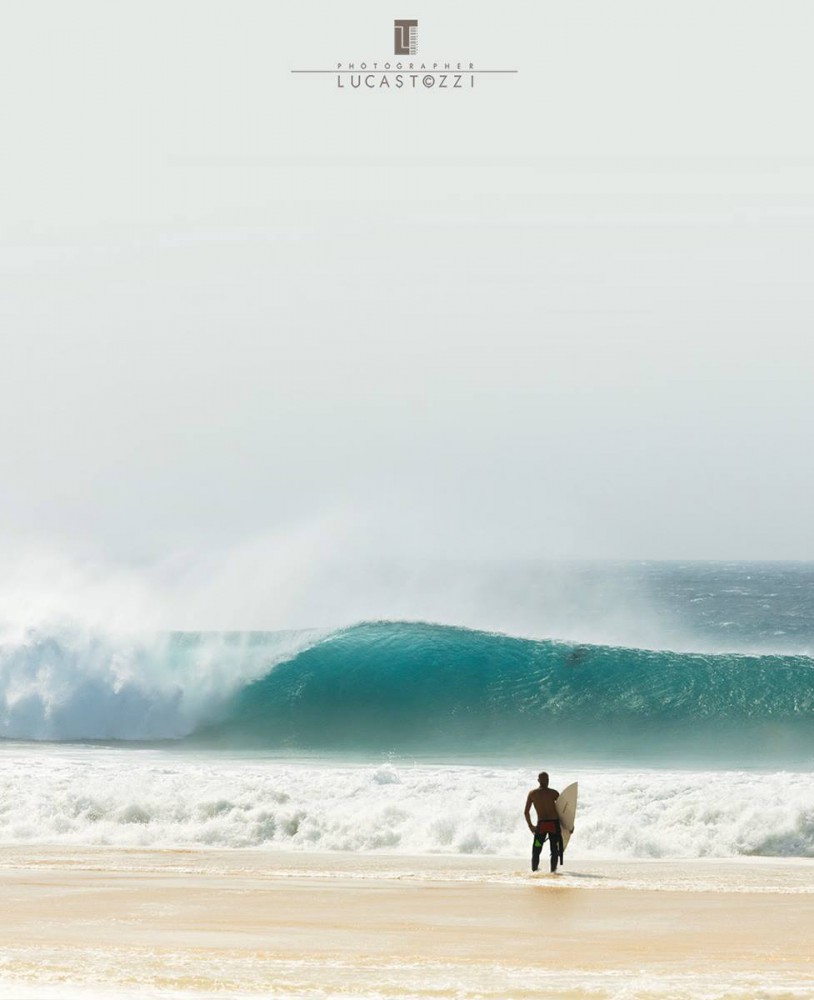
524;785;560;832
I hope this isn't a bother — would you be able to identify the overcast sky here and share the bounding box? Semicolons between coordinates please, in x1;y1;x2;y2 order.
1;0;813;581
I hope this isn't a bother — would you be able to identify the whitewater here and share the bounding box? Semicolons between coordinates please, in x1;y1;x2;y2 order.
1;561;813;861
2;744;814;861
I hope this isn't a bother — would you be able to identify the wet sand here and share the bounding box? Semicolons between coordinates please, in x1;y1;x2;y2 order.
1;848;813;998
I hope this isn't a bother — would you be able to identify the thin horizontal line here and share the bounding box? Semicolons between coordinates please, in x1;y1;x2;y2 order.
290;70;519;75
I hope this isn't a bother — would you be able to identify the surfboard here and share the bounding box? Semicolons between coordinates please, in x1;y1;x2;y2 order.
555;782;578;852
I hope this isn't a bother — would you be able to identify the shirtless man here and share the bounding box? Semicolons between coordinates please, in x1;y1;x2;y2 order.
524;771;564;873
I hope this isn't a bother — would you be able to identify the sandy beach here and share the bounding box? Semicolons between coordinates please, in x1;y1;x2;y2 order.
1;848;812;999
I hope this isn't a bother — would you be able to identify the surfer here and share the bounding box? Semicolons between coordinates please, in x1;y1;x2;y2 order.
524;771;565;873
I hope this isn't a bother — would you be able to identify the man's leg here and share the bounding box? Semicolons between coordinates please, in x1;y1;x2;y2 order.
531;829;543;872
549;832;558;873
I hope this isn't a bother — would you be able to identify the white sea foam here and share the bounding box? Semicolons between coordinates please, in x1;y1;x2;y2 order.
1;746;812;860
1;967;812;1000
0;627;324;741
2;961;812;1000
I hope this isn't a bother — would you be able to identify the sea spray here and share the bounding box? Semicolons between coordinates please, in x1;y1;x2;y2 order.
0;626;327;741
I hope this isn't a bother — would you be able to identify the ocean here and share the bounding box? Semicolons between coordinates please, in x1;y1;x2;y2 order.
2;561;813;862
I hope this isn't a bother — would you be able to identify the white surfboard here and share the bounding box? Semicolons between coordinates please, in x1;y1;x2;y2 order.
555;782;578;852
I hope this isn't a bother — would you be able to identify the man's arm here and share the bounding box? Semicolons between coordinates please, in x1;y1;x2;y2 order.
524;792;535;833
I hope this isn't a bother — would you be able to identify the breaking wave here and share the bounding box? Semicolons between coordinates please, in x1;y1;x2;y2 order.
1;621;813;760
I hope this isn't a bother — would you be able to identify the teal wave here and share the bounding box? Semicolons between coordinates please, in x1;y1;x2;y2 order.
198;621;814;757
3;620;812;758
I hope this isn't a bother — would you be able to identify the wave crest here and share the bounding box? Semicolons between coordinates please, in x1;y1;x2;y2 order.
2;621;813;758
